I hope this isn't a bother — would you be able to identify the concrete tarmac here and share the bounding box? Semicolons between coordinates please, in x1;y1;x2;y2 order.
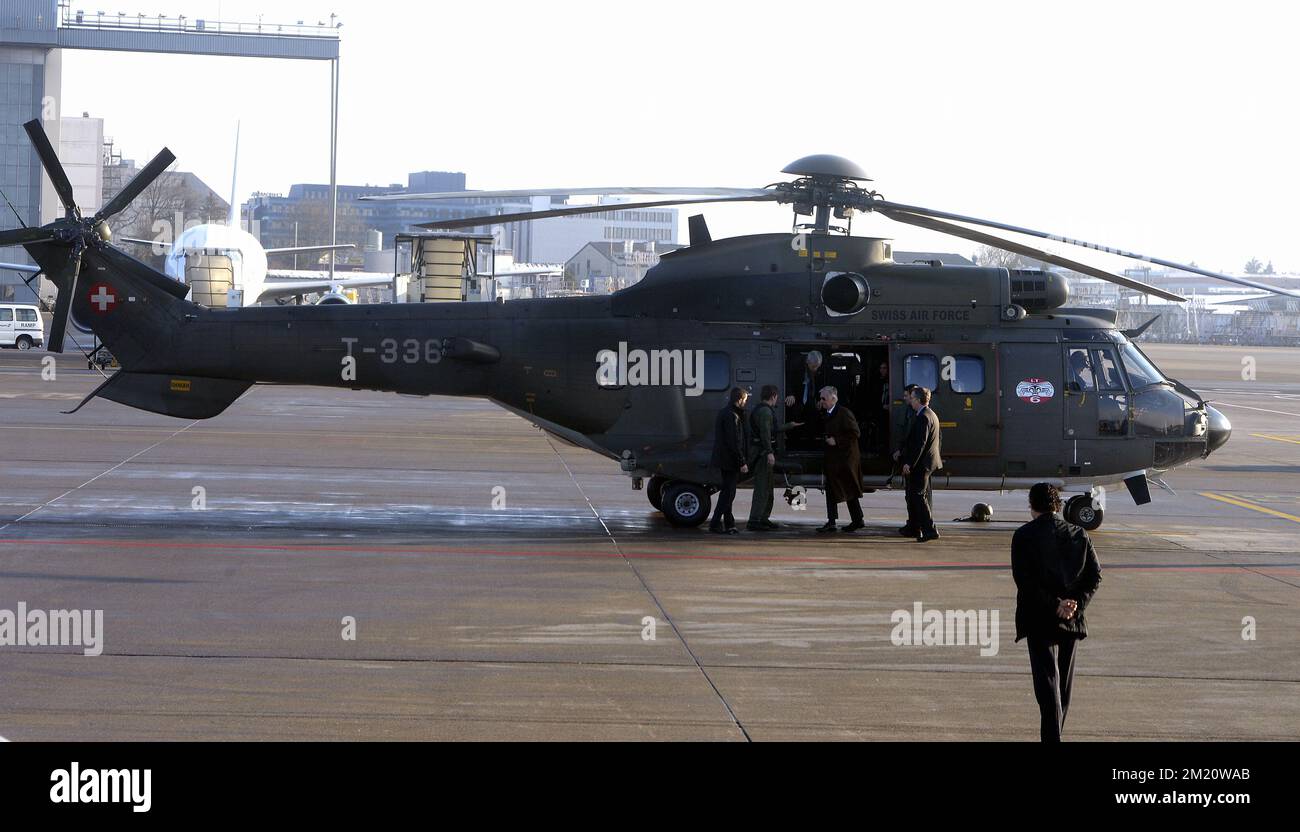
0;344;1296;741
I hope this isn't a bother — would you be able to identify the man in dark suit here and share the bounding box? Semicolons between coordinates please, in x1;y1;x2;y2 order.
901;386;942;542
892;384;918;465
816;386;865;533
893;384;932;537
709;386;750;534
1012;482;1102;742
784;350;825;449
747;384;802;531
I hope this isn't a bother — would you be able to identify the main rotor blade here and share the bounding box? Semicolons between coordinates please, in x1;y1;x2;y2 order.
879;207;1187;303
46;245;83;355
366;186;769;202
417;193;779;230
95;147;177;224
875;199;1300;299
23;119;79;218
0;226;55;248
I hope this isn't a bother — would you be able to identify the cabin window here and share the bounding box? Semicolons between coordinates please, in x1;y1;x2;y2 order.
0;309;12;322
903;354;938;391
949;355;985;394
704;352;731;391
16;309;37;322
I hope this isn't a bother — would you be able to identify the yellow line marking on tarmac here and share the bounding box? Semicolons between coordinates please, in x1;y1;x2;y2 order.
1199;491;1300;525
1251;433;1300;446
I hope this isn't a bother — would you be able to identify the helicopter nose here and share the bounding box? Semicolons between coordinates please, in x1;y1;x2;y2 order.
1205;405;1231;454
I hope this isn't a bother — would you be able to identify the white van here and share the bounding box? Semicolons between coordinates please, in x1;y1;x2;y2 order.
0;304;45;350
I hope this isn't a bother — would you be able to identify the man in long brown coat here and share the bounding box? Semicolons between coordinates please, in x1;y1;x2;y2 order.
817;386;865;533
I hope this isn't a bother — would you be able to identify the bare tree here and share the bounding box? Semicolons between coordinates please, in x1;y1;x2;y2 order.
199;190;229;225
972;245;1043;270
108;166;187;245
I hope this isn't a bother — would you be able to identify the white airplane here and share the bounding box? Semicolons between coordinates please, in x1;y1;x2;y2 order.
119;125;392;307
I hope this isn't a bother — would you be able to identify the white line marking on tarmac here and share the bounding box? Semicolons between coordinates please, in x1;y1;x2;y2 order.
0;421;198;533
541;434;753;742
1212;402;1300;418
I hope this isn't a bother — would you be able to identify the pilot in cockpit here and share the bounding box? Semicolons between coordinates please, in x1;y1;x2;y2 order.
1068;350;1095;392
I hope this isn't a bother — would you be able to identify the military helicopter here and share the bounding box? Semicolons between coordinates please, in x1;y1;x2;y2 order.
5;119;1293;530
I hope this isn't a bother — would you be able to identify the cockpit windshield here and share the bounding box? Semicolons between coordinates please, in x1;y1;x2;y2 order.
1119;342;1165;389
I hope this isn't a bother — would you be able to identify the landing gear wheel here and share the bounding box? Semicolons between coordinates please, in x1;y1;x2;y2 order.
647;475;669;512
15;335;32;351
661;481;712;528
1065;495;1103;531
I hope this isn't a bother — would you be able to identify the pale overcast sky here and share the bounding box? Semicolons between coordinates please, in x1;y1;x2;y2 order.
59;0;1299;273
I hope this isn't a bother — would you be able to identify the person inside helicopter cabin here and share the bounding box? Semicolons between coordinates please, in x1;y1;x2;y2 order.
709;386;750;535
746;384;803;531
1067;349;1095;392
785;350;826;449
870;360;891;456
817;386;865;534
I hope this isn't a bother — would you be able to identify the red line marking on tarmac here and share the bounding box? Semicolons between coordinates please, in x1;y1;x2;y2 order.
0;538;1295;572
0;537;978;566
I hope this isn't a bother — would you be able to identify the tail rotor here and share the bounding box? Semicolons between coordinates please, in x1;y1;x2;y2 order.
0;119;174;353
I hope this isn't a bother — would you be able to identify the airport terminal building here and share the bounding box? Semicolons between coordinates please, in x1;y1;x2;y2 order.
245;175;678;269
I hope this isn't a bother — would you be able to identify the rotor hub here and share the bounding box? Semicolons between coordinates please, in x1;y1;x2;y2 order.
772;157;880;234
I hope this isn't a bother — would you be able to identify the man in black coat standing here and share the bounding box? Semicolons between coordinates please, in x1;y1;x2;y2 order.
817;386;864;533
1012;482;1103;742
709;387;750;534
901;386;942;542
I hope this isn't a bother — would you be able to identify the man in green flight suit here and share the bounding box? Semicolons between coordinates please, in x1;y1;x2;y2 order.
747;384;803;531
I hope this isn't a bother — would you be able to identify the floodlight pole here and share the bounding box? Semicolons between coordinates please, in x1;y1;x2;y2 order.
329;55;339;281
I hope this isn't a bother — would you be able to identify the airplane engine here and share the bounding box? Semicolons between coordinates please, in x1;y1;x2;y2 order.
315;291;353;305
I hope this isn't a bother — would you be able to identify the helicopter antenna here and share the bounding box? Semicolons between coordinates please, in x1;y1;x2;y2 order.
0;186;26;228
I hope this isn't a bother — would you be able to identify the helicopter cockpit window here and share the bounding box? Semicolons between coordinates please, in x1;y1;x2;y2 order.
1089;347;1125;391
1066;347;1094;391
1119;342;1164;389
903;354;938;392
703;352;731;392
950;355;985;394
1090;347;1128;434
